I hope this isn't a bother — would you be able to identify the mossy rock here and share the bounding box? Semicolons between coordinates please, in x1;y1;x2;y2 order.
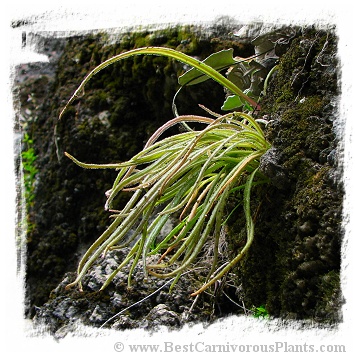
17;24;343;331
227;26;342;323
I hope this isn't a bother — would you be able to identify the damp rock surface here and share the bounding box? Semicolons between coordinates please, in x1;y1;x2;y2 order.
33;249;213;338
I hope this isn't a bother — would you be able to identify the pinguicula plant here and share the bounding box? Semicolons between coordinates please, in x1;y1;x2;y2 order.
60;46;271;296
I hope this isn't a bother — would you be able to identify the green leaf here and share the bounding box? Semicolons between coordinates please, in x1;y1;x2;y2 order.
221;95;244;111
178;48;236;86
252;305;269;318
60;46;260;119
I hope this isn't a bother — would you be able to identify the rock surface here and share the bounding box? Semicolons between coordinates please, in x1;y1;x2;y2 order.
33;248;215;338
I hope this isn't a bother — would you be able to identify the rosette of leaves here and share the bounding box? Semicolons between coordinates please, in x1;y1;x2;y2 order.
61;47;271;295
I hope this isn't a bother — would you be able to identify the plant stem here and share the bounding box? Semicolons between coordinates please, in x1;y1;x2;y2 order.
59;47;260;119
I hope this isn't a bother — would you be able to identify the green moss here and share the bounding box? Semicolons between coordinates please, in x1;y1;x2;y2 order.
297;96;324;117
229;27;342;322
275;84;294;103
86;89;110;111
315;270;341;322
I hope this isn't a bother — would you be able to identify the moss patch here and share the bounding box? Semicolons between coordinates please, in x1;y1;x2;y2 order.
228;26;342;323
